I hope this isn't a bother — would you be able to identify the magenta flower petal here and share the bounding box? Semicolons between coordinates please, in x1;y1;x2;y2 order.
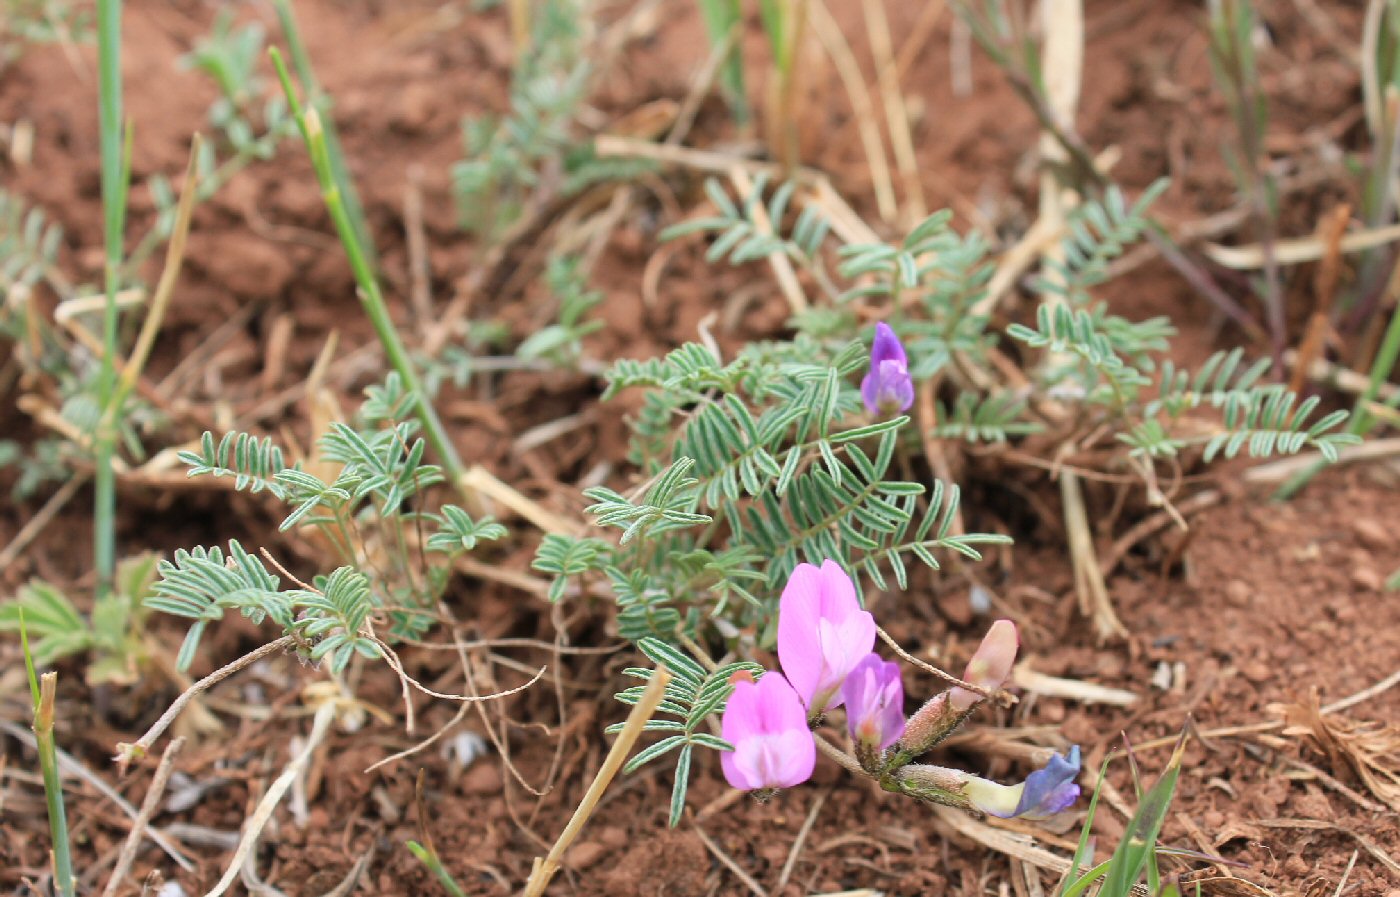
778;559;876;713
860;322;914;416
842;654;905;752
720;673;816;791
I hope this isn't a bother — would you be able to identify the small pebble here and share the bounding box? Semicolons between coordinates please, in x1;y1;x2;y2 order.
1241;661;1272;684
1352;566;1383;592
1225;580;1251;605
1351;517;1390;551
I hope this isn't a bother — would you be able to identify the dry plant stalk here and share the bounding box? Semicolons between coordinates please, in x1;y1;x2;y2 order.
807;0;899;223
728;166;810;314
523;666;672;897
100;738;185;897
204;702;337;897
860;0;925;224
1289;205;1351;395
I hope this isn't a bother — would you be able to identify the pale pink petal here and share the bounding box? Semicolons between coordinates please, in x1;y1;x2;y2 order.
755;673;808;734
720;673;815;791
721;679;763;743
778;563;824;705
817;559;860;621
951;619;1019;711
771;729;817;787
722;737;762;790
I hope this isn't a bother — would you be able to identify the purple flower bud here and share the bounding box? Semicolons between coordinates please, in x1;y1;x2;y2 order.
778;560;877;714
842;654;905;757
720;672;817;792
963;746;1082;819
860;322;914;416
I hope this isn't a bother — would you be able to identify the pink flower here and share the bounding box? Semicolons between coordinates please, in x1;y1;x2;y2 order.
720;673;816;791
949;619;1018;711
860;322;914;416
842;654;905;753
778;560;877;714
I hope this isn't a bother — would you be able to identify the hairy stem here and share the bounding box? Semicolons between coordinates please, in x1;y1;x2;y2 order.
94;0;127;602
270;50;467;491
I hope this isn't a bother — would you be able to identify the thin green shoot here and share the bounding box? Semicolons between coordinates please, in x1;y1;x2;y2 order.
22;612;76;897
695;0;748;124
269;48;467;490
93;0;131;602
407;770;468;897
1056;732;1190;897
406;842;469;897
269;0;375;268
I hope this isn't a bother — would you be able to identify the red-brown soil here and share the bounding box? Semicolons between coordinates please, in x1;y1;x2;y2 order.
2;1;1398;896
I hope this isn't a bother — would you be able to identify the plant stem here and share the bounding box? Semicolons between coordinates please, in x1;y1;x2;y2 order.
29;660;75;897
269;0;376;269
94;0;128;601
269;50;466;489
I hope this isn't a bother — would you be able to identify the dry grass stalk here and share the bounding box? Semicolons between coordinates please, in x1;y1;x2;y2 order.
1011;665;1139;707
100;738;185;897
1060;470;1126;642
729;166;810;314
776;790;828;893
1241;437;1400;482
204;701;337;897
523;667;672;897
696;824;769;897
860;0;926;224
807;0;899;223
459;464;583;536
1289;205;1351;395
1204;220;1400;269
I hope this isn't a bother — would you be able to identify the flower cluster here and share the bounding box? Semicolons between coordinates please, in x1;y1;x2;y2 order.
720;558;1080;820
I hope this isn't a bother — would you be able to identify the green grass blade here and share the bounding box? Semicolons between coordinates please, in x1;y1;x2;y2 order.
1098;733;1188;897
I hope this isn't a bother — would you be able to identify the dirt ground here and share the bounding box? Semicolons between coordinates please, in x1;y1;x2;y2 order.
2;1;1398;895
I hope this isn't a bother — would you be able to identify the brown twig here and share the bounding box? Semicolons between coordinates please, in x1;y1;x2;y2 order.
205;702;337;897
876;626;1013;705
1290;204;1351;395
100;738;185;897
116;635;297;773
776;789;828;893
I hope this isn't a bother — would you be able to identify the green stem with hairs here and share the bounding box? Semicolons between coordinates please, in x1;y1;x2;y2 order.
94;0;130;601
269;0;376;269
270;49;465;488
22;618;74;897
